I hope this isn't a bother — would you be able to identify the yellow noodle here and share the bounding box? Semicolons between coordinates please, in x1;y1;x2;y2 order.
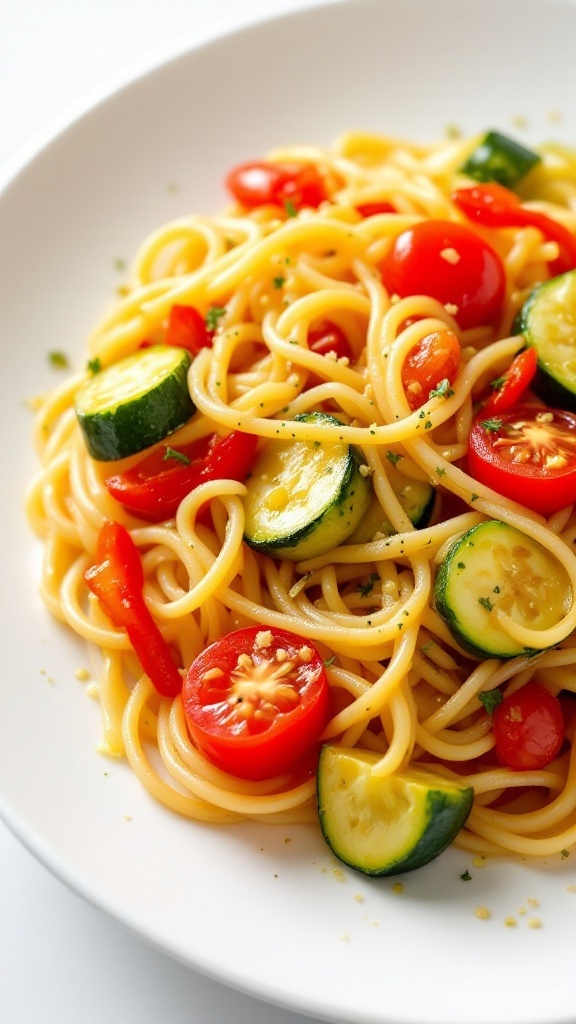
26;129;576;863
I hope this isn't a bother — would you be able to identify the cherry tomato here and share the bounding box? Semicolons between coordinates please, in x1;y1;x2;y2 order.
381;219;506;330
481;348;538;416
453;182;576;277
468;404;576;514
308;321;353;361
226;161;327;211
401;329;461;411
182;626;330;780
492;682;564;770
356;201;396;217
106;431;258;521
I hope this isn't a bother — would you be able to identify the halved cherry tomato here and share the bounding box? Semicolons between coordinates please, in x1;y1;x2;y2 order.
182;625;330;780
356;201;396;217
468;404;576;514
165;304;214;353
481;347;538;416
492;682;564;770
308;321;353;361
226;160;327;211
401;329;461;411
381;219;506;330
453;182;576;277
106;431;258;521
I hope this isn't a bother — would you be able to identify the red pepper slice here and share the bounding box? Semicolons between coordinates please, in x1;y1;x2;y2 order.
106;431;258;521
453;182;576;276
165;304;214;354
481;347;538;416
84;521;182;697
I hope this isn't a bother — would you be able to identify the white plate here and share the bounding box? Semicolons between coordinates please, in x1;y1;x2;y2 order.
2;1;576;1022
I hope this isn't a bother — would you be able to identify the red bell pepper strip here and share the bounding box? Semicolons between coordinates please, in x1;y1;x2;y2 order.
106;431;259;521
452;182;576;277
165;304;214;354
84;521;182;698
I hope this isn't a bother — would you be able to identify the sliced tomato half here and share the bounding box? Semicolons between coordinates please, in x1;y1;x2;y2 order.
182;626;330;780
468;404;576;514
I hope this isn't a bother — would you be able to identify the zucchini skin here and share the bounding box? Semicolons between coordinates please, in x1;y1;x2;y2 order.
317;746;473;876
460;130;541;189
243;413;372;561
515;270;576;410
75;345;195;460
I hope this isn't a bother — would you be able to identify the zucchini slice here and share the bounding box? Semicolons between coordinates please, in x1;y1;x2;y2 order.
459;130;541;189
75;345;195;460
347;464;435;543
242;412;371;561
317;746;473;876
434;519;572;658
516;270;576;409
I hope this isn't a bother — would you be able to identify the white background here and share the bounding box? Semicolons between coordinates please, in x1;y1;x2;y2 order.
0;3;336;1023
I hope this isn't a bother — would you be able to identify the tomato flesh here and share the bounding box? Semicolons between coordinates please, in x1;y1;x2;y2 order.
468;405;576;514
182;626;330;780
309;321;352;361
492;682;564;770
401;329;461;410
226;161;327;211
381;219;506;330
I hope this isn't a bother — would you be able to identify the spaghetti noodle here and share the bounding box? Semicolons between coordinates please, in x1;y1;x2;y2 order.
26;130;576;862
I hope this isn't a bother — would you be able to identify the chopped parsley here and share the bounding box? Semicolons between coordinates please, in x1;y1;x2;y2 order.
459;869;472;881
478;689;503;714
358;573;380;598
478;596;494;612
480;417;503;433
386;450;402;466
284;200;298;218
86;357;101;374
429;378;455;399
435;466;446;477
205;306;226;332
323;655;336;668
48;350;69;369
489;374;506;392
163;446;191;465
273;275;286;289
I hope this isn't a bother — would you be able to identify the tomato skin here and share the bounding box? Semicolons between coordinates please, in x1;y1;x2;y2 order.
182;626;330;780
226;161;327;211
381;219;506;330
106;431;258;521
492;682;564;770
308;321;352;361
468;405;576;514
401;329;461;411
481;348;538;416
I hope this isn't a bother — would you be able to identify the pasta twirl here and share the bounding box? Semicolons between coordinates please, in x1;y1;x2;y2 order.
26;130;576;863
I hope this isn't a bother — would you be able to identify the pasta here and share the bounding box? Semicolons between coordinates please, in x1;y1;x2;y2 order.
26;129;576;866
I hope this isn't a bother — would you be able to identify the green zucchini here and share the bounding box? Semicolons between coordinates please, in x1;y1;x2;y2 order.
347;464;435;543
515;270;576;409
317;745;473;876
459;130;541;190
434;519;572;658
242;412;372;561
75;345;195;461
